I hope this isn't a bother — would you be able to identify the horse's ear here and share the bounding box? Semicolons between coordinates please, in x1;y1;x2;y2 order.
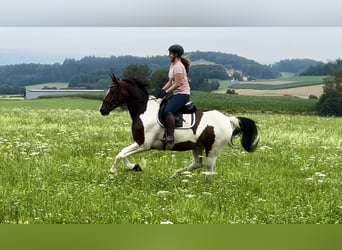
111;74;119;83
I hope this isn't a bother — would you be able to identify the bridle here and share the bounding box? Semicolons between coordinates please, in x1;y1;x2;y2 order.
102;81;155;111
102;83;127;111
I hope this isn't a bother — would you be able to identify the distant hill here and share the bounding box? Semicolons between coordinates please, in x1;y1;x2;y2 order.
300;58;342;75
189;51;280;79
271;59;319;75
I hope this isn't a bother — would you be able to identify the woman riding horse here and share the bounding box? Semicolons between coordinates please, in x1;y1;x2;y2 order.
157;44;191;144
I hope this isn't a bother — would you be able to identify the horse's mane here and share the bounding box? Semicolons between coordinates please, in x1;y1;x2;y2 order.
122;78;150;96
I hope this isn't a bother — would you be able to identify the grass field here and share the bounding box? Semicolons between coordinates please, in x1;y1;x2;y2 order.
191;91;318;113
1;91;318;114
1;97;341;224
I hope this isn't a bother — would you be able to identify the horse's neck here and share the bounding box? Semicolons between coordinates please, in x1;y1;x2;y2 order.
125;95;159;123
127;102;146;121
126;95;152;121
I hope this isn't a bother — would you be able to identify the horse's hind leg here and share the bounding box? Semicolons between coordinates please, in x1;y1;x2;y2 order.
204;156;217;174
202;149;219;177
171;148;203;178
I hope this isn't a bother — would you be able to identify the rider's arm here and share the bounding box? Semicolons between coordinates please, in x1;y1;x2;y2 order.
162;80;172;92
164;73;184;93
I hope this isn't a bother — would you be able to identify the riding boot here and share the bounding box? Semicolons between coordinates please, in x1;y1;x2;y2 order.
164;112;175;144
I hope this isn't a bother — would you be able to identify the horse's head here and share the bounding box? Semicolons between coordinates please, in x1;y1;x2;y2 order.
99;74;129;116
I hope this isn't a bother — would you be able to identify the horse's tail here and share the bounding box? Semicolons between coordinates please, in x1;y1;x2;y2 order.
229;116;259;152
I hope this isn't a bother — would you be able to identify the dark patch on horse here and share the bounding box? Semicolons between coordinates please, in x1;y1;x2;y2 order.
172;124;215;154
132;117;145;145
172;141;196;151
196;125;215;156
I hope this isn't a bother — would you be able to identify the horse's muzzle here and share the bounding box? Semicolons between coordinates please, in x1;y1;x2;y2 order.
100;108;110;116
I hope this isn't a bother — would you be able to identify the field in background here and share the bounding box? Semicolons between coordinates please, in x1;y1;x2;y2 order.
4;75;326;100
214;75;326;98
0;92;319;114
0;98;341;224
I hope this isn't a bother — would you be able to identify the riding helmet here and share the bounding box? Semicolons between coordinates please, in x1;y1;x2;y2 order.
168;44;184;57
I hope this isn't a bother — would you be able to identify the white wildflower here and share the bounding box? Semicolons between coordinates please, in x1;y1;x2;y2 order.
160;220;173;224
157;191;172;196
260;145;272;150
315;172;326;177
181;171;192;175
201;171;217;176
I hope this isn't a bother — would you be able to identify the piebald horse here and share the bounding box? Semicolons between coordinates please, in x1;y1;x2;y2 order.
100;74;259;178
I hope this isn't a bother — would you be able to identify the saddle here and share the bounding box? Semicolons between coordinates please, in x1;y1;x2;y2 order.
157;98;197;129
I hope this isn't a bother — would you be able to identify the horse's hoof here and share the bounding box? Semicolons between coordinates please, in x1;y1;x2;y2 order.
108;172;116;180
132;164;142;171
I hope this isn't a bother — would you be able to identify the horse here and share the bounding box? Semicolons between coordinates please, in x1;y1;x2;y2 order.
99;74;259;178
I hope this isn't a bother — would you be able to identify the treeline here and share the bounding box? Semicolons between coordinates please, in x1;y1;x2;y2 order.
271;59;318;75
300;58;342;76
0;55;169;88
0;85;26;95
0;51;281;91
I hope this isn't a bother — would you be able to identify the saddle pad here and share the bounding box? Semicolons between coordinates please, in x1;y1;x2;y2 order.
179;113;196;129
157;113;196;129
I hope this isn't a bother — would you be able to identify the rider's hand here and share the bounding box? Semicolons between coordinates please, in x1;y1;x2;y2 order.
157;90;167;99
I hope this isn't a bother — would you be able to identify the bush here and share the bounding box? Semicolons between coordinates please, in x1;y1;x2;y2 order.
316;69;342;116
226;89;238;95
308;94;318;99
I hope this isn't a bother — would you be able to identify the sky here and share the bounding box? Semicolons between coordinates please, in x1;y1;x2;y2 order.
0;0;341;65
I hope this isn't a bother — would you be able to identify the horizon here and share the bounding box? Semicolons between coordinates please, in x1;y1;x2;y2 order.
0;48;332;67
1;27;341;66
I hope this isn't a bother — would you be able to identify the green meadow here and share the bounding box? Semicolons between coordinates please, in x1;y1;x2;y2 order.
0;96;341;224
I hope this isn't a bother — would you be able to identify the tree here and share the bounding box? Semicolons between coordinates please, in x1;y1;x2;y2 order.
316;69;342;116
233;72;242;81
150;69;168;96
121;64;151;83
209;80;220;91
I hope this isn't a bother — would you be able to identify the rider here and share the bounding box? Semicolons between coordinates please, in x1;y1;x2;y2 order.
157;44;191;144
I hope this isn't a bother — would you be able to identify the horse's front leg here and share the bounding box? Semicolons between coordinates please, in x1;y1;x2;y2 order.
109;142;145;178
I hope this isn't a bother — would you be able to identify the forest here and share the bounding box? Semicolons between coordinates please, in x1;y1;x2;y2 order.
0;51;340;95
